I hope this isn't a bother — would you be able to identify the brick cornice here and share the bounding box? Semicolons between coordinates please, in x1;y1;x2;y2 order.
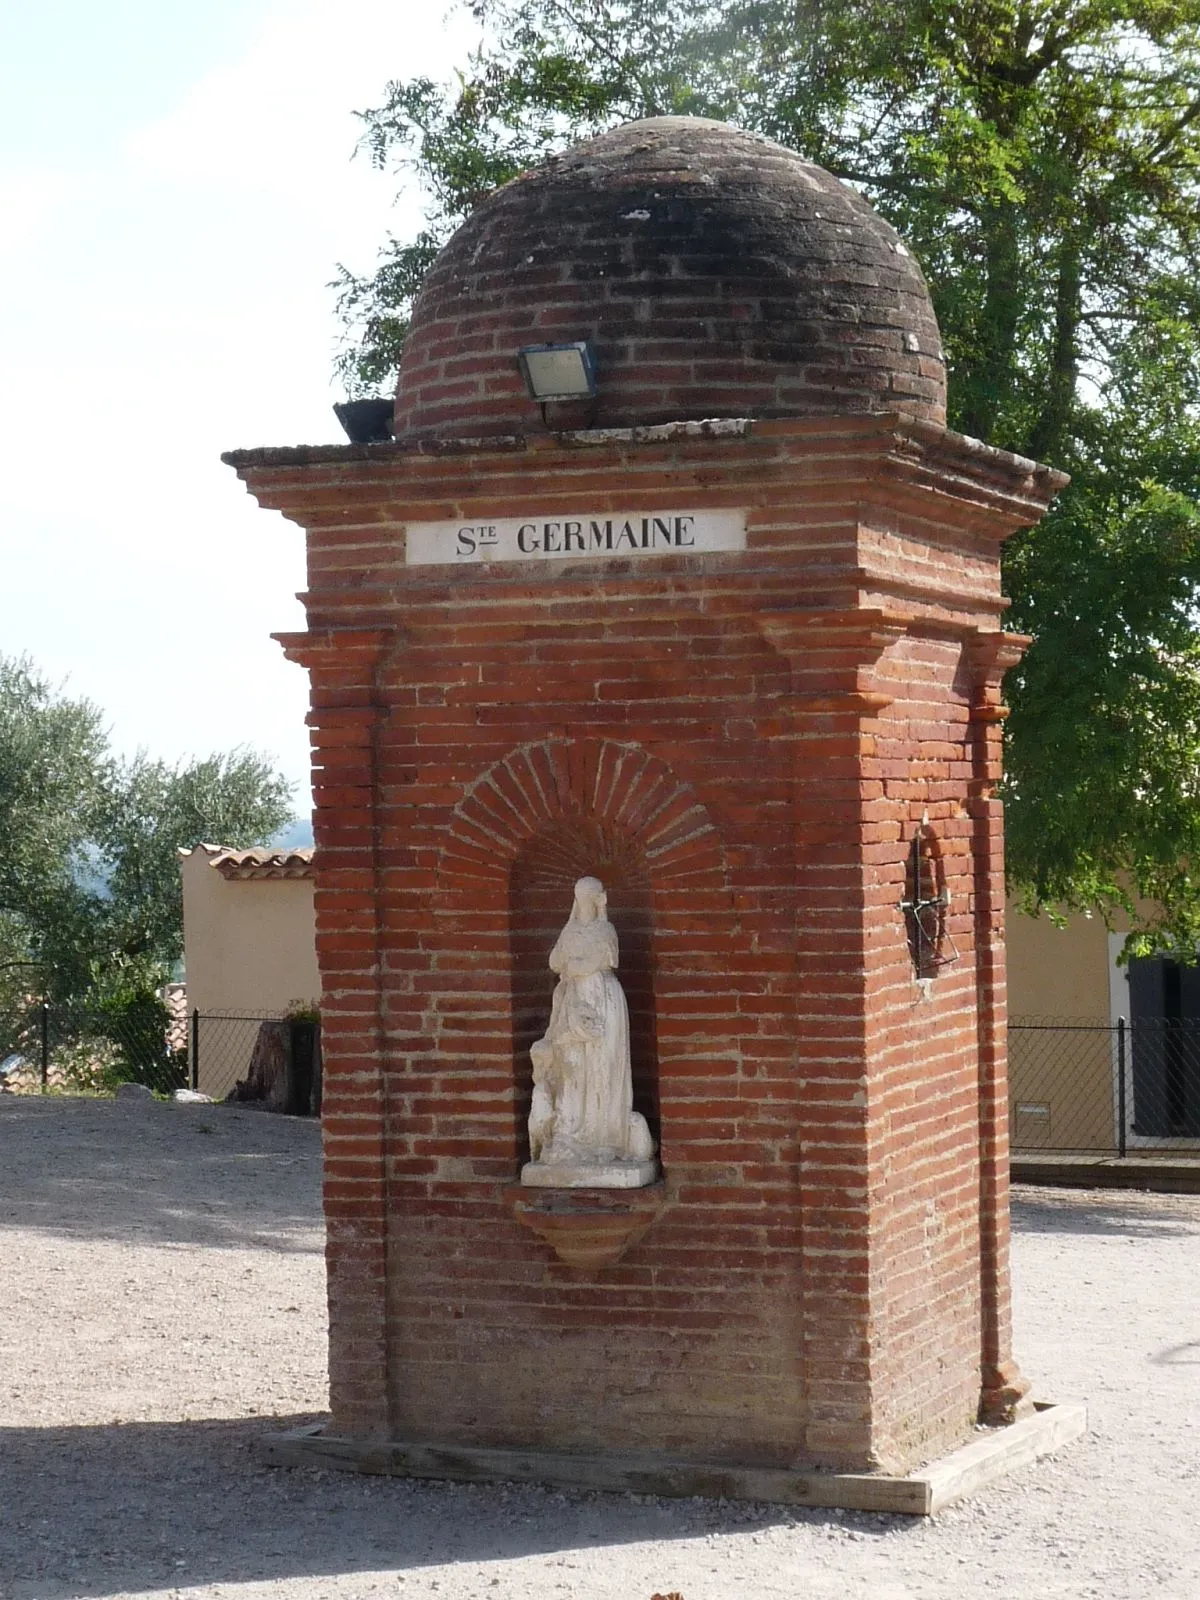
757;607;907;720
226;414;1066;541
871;420;1068;533
273;628;392;675
969;629;1032;684
967;631;1032;725
757;606;908;661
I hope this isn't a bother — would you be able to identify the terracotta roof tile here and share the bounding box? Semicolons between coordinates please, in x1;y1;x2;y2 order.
192;843;316;881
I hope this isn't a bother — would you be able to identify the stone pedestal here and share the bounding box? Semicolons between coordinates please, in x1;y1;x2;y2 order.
519;1159;659;1189
506;1183;668;1268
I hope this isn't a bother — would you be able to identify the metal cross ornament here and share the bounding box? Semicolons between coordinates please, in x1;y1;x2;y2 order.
900;821;958;977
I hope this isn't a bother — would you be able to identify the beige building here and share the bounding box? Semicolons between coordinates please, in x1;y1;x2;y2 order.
1007;906;1114;1023
179;843;320;1017
1007;906;1200;1154
1006;908;1119;1152
179;844;321;1101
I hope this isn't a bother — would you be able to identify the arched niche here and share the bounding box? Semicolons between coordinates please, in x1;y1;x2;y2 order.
508;818;658;1166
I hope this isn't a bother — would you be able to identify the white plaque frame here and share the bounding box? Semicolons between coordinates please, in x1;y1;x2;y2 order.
405;509;746;566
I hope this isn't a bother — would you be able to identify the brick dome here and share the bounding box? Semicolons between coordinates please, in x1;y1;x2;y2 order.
393;116;945;440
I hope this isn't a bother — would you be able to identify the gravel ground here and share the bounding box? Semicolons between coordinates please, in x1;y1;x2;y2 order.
1;1097;1198;1600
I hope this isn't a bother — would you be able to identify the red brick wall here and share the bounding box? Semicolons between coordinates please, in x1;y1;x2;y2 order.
231;415;1062;1472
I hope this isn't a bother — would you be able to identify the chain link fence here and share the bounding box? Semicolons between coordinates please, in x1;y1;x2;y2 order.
1010;1017;1200;1156
188;1010;321;1111
13;998;1192;1154
1;999;320;1114
0;997;188;1096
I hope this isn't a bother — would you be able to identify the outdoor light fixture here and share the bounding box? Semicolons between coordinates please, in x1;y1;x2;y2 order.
333;398;394;444
516;341;598;404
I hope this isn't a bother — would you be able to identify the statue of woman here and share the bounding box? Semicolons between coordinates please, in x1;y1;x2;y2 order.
521;876;657;1188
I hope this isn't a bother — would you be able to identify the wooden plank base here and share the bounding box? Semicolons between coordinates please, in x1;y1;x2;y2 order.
1014;1157;1200;1194
260;1400;1085;1517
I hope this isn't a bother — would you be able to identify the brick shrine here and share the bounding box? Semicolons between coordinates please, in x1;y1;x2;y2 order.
225;118;1068;1489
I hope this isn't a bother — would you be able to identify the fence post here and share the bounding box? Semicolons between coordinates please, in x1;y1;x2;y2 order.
1117;1016;1128;1158
190;1008;199;1093
39;1002;49;1093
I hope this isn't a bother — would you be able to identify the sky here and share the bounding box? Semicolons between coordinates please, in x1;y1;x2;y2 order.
0;0;478;818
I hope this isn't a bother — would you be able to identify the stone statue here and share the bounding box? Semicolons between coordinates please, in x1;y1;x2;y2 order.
521;876;658;1189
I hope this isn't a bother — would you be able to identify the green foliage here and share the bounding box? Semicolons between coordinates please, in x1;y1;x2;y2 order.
0;656;107;1000
90;981;184;1093
94;750;295;970
336;0;1200;948
0;654;295;1016
1006;474;1200;950
45;1034;125;1097
283;998;322;1023
333;231;443;395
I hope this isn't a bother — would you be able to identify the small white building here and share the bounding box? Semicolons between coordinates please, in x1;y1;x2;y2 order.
179;843;321;1101
179;843;320;1016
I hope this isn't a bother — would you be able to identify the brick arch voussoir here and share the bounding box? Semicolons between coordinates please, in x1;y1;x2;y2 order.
438;739;730;908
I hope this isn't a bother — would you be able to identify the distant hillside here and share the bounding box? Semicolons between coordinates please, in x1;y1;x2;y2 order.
272;816;314;850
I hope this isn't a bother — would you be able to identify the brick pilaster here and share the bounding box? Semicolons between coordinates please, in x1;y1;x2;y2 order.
757;607;903;1467
968;630;1033;1422
275;627;393;1437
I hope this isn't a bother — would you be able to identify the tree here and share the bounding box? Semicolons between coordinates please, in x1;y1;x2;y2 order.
0;654;295;1009
95;751;294;974
335;0;1200;951
0;656;107;1006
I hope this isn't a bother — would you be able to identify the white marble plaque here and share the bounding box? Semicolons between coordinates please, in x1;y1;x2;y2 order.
405;508;746;566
